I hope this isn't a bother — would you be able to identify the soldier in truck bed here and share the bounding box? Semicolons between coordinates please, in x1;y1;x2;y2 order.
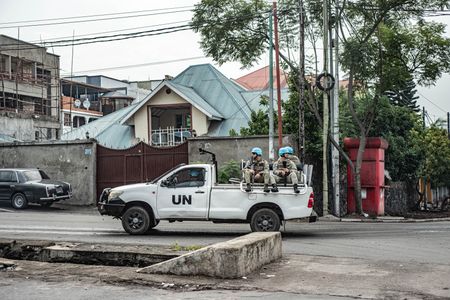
273;147;300;193
243;147;278;193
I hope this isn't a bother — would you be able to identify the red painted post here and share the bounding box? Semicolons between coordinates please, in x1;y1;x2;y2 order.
273;2;283;147
344;137;389;216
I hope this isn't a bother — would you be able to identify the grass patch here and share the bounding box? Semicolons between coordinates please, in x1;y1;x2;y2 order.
171;242;203;252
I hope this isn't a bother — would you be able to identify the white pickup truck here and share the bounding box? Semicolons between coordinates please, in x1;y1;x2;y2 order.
98;161;316;235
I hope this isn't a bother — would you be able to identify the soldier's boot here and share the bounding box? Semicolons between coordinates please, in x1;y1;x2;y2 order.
263;184;270;193
293;184;300;194
245;183;252;192
271;184;279;193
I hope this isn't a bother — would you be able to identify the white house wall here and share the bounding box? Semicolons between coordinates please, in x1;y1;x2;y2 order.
132;87;209;142
192;106;208;136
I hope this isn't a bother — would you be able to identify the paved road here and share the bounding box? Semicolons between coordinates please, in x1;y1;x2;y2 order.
1;204;450;264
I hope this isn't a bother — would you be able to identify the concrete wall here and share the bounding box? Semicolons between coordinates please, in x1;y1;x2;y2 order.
0;112;60;141
188;135;297;167
385;181;419;216
0;140;96;205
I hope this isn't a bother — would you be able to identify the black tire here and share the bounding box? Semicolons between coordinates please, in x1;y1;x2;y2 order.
151;219;160;228
146;219;160;234
121;206;151;235
11;193;28;209
39;201;53;208
250;208;281;232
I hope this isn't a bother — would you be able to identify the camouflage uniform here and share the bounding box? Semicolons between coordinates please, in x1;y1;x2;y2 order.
243;158;272;184
273;158;298;184
286;154;304;184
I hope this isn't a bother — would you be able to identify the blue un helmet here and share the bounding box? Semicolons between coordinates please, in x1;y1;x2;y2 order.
251;147;263;156
285;146;294;155
278;147;288;157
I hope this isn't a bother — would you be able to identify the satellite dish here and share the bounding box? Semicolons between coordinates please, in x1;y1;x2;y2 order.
74;99;81;107
82;100;91;109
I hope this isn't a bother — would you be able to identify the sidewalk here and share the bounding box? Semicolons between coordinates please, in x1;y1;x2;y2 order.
320;212;450;223
1;248;449;299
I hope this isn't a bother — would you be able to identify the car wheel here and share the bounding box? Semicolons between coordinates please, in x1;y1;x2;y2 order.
250;208;281;232
11;193;28;210
121;206;150;235
40;201;53;208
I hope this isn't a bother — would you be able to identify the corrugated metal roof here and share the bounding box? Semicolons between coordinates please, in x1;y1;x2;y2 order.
61;104;137;149
59;64;293;148
172;64;252;121
168;81;223;120
241;88;290;111
234;65;288;90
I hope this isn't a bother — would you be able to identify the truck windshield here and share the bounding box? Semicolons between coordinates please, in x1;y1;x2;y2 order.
150;163;186;184
23;170;43;181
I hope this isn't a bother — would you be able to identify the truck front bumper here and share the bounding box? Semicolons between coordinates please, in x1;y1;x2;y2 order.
97;188;125;217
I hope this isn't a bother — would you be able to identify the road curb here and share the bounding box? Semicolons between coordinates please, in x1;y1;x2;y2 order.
333;217;450;223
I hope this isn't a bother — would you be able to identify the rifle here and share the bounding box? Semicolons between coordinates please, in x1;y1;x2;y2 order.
282;161;287;187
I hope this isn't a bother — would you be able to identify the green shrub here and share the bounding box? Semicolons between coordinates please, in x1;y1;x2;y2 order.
218;160;241;183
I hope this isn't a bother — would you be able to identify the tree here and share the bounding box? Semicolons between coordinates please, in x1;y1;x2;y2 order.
239;96;278;136
384;79;421;113
421;126;450;187
339;1;450;215
192;0;450;216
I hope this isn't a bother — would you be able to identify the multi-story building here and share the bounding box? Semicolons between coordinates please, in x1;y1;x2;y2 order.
0;35;61;141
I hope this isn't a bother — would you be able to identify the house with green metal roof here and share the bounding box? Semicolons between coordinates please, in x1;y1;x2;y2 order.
61;63;289;149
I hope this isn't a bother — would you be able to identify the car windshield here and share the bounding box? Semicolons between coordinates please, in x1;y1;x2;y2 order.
23;170;43;181
150;163;186;184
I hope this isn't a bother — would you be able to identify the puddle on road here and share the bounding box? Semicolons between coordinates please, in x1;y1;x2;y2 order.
0;240;179;268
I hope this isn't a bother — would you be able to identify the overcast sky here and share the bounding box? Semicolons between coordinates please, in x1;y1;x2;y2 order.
0;0;448;122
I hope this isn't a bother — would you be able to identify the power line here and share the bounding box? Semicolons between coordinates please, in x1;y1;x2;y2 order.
0;8;193;29
27;20;190;44
0;25;193;51
62;56;207;75
0;5;194;26
417;91;447;113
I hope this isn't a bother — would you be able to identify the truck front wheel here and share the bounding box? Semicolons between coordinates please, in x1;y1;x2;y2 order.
250;208;281;232
122;206;150;235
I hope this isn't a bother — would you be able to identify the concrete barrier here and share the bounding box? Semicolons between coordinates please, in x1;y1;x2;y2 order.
137;232;282;278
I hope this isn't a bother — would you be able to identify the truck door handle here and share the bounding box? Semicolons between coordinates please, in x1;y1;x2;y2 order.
10;185;15;188
195;190;205;194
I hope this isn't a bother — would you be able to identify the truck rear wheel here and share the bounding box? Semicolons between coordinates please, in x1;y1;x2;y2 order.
250;208;281;232
121;206;150;235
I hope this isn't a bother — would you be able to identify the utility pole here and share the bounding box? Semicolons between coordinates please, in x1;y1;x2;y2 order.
269;8;275;161
273;1;283;148
422;106;426;129
447;112;449;139
298;0;305;163
322;0;329;216
331;0;340;216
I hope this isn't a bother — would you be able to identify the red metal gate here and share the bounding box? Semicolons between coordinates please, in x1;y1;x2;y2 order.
96;141;188;199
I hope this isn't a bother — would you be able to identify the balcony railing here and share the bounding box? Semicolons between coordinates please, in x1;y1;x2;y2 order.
151;127;192;147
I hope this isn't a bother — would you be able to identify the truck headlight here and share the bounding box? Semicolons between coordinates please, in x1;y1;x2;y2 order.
108;190;123;200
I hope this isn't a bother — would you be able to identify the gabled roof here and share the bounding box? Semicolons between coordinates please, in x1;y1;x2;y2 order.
120;79;224;125
234;65;288;90
61;104;136;149
172;64;251;120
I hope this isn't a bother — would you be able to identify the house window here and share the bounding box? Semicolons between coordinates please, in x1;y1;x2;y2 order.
175;114;183;128
35;131;40;140
64;113;71;126
46;128;52;139
73;116;86;128
175;113;191;128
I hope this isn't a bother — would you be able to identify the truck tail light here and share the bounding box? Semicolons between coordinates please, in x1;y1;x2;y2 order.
308;192;314;208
